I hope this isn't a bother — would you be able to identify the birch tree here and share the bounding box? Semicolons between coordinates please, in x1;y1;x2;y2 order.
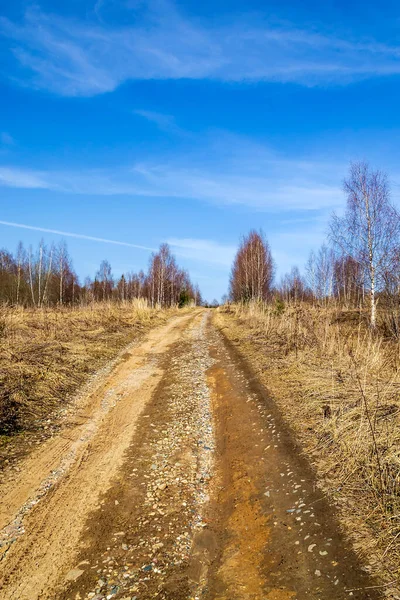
27;240;54;307
305;250;318;300
56;241;70;305
330;162;400;327
306;245;334;303
16;241;25;305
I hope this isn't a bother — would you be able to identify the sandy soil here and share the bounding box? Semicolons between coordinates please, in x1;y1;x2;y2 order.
0;310;383;600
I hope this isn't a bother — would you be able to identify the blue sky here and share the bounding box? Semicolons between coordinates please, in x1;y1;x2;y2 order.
1;0;400;301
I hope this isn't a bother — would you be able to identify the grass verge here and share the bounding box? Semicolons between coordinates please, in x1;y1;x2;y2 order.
0;300;176;465
215;302;400;597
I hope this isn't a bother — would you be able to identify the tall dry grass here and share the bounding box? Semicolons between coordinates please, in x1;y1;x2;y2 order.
0;300;173;438
217;301;400;589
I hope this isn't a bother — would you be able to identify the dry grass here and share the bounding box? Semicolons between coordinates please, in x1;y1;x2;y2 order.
216;301;400;593
0;300;175;439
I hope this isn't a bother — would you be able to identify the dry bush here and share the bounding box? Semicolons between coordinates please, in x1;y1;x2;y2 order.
0;300;173;437
217;301;400;590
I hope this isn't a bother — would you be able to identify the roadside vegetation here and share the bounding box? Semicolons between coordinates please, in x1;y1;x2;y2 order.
0;242;200;464
218;161;400;591
0;241;201;308
0;301;172;437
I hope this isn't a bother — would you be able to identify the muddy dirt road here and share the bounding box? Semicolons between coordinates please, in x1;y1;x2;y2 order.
0;310;381;600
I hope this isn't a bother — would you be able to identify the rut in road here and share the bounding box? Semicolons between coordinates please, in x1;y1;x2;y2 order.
0;310;382;600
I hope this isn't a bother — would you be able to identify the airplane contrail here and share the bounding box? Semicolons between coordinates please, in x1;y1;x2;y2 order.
0;220;156;252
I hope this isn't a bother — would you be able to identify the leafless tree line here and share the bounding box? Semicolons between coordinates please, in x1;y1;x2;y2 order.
278;251;365;306
0;240;201;308
230;162;400;329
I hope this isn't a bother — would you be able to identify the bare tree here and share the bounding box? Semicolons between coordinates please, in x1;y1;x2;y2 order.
280;266;306;304
56;241;71;306
96;260;113;301
193;284;202;306
28;245;35;306
41;243;54;306
15;242;25;305
146;244;196;308
305;245;335;304
117;274;126;302
0;249;16;303
333;255;363;308
305;250;318;300
229;230;274;302
330;162;400;327
27;240;54;307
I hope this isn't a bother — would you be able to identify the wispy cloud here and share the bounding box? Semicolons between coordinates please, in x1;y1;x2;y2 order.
134;110;183;134
135;110;174;128
2;3;400;96
0;167;52;189
0;220;155;251
0;127;344;210
0;159;343;211
133;162;343;210
167;238;236;266
0;165;152;195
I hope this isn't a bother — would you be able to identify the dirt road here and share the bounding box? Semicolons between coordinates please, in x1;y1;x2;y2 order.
0;310;382;600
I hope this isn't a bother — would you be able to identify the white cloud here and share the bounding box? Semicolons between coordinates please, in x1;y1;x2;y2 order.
0;129;346;211
2;4;400;96
132;163;343;210
0;166;53;189
166;238;236;266
0;158;343;211
0;166;148;195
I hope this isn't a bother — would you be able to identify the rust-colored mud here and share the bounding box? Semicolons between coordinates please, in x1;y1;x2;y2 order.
204;358;297;600
208;367;271;599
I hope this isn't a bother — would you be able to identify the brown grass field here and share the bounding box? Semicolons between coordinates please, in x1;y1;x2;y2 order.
0;300;176;463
